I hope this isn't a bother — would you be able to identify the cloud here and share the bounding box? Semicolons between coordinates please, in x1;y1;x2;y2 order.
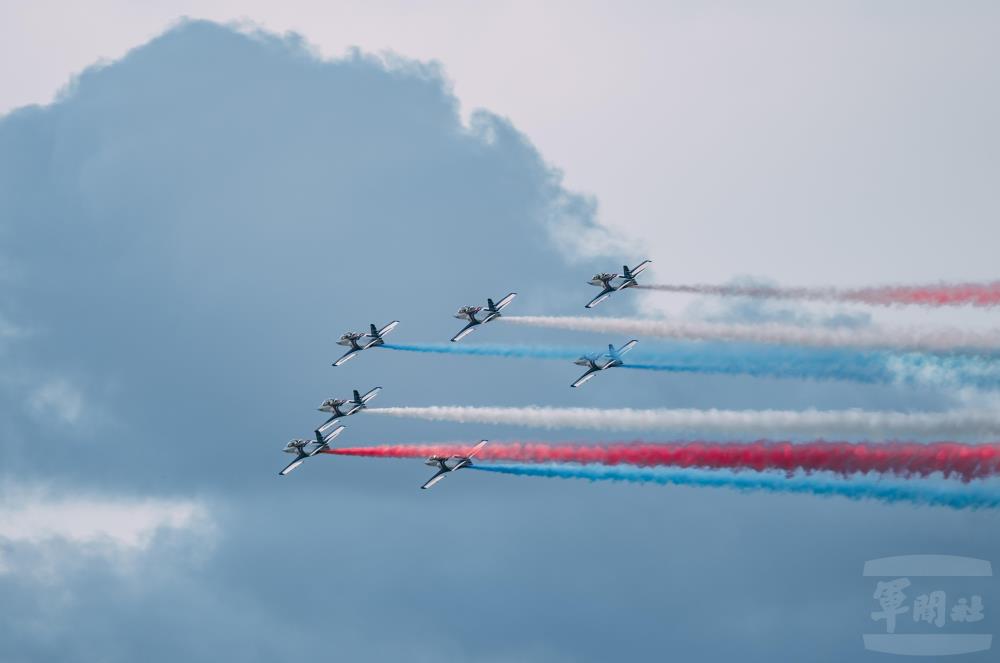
0;482;211;578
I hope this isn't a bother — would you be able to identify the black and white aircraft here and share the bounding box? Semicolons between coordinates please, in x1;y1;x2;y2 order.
451;292;517;342
278;425;345;476
571;340;638;388
332;321;399;366
316;387;381;434
584;259;652;308
420;440;488;490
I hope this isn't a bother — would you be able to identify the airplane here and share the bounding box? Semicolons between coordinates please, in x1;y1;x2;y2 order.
451;292;517;342
570;340;638;388
420;440;488;490
332;321;399;366
278;425;345;476
316;387;381;434
584;259;652;308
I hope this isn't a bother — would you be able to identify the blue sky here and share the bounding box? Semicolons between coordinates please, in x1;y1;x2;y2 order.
1;16;998;662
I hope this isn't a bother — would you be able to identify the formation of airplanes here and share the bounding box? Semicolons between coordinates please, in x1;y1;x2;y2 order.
280;259;652;488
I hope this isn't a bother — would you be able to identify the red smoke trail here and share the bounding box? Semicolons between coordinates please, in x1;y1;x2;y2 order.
845;284;1000;307
326;441;1000;481
641;283;1000;307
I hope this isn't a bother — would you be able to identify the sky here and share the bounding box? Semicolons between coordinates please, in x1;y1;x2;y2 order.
1;6;999;662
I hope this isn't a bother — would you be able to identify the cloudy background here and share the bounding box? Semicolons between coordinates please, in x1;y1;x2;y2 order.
1;4;998;661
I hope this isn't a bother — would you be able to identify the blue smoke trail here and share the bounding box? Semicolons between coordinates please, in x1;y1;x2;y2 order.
468;464;1000;509
382;343;1000;389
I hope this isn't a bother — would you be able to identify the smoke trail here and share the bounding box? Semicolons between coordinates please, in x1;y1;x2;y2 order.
382;343;582;362
366;405;1000;437
382;342;1000;389
468;464;1000;510
328;441;1000;481
500;316;1000;354
638;282;1000;308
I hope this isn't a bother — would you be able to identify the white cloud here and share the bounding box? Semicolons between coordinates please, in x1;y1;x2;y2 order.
0;484;213;577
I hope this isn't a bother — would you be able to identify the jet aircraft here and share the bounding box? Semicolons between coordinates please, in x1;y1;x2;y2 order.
420;440;488;490
451;292;517;342
570;340;638;387
584;260;652;308
316;387;381;434
332;321;399;366
278;425;345;476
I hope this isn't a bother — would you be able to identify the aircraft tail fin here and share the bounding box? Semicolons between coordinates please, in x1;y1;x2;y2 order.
353;389;362;403
487;298;496;311
369;323;379;337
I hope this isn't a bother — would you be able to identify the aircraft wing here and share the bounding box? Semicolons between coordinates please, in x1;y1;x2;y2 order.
420;468;449;490
333;349;359;366
571;368;599;388
466;440;488;458
279;458;305;476
585;288;614;309
616;340;639;356
630;260;651;277
494;293;517;311
450;322;478;342
361;387;382;403
377;321;399;337
317;416;341;433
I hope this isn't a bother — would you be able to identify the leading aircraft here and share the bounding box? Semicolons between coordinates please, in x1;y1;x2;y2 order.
332;321;399;366
316;386;381;435
278;425;345;476
451;292;517;342
571;340;638;387
420;440;488;490
584;259;652;308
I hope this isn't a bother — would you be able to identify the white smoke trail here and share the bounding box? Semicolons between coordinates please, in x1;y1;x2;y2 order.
500;315;1000;354
367;405;1000;437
